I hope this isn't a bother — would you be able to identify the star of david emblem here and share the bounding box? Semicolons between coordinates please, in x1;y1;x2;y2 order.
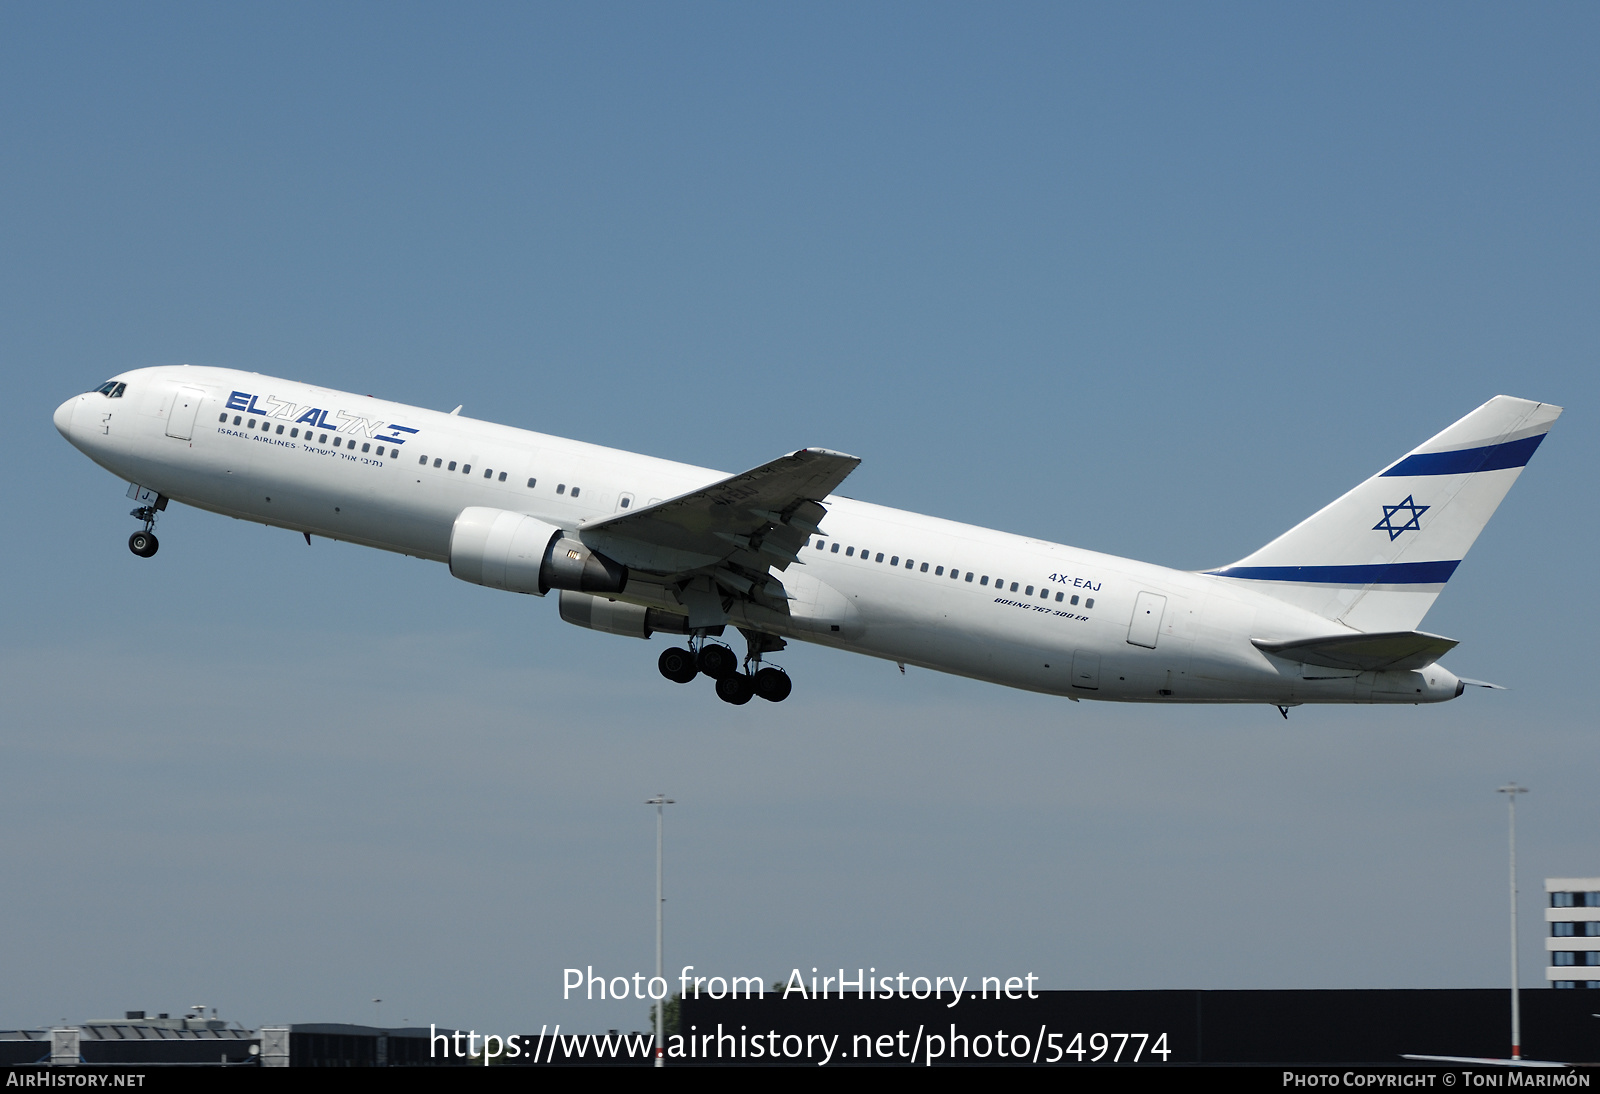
1374;495;1429;541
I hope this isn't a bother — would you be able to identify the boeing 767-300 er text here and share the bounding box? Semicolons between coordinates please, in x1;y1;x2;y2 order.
54;367;1559;709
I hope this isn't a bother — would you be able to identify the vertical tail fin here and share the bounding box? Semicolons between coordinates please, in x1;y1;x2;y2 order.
1206;395;1561;631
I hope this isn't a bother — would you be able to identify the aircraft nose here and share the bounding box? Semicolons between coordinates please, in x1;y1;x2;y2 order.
53;396;76;440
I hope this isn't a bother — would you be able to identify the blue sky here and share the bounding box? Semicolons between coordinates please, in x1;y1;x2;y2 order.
2;3;1596;1033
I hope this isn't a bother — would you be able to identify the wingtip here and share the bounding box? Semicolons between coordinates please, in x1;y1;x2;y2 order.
795;447;861;462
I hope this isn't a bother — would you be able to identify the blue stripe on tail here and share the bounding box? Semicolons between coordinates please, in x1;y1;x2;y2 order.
1381;433;1544;477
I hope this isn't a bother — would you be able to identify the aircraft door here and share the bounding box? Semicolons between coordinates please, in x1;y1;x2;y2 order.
1127;591;1166;649
166;387;204;440
1070;649;1101;690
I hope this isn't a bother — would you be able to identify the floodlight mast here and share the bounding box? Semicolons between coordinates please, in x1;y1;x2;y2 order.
1498;782;1528;1060
646;794;675;1067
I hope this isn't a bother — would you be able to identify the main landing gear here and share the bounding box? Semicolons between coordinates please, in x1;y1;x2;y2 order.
128;497;166;558
657;629;793;705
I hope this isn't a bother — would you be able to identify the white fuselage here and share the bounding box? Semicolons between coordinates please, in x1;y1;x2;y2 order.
54;365;1462;706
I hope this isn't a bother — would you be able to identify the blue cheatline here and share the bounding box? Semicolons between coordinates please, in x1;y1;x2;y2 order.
1206;561;1461;585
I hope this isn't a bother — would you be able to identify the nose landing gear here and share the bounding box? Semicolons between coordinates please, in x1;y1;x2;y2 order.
128;528;159;558
127;497;165;558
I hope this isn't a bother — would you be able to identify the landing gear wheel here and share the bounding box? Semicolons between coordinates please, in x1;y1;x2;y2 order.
715;674;754;705
752;667;791;703
128;531;159;558
697;644;738;681
658;647;698;684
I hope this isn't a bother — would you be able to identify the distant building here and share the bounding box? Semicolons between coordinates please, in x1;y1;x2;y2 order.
0;1011;257;1067
1544;877;1600;988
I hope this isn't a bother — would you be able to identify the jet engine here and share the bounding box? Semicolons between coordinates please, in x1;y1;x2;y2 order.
449;506;627;596
558;591;691;639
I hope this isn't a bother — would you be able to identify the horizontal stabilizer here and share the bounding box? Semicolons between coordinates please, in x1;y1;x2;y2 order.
1252;630;1458;672
1457;677;1508;691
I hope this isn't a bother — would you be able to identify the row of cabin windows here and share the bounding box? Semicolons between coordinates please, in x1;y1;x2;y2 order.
221;414;391;454
1552;893;1600;907
1553;981;1600;988
411;457;612;502
1552;922;1600;936
811;538;1094;608
217;412;636;511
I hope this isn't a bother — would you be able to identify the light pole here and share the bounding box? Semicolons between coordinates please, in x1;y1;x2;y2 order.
646;793;675;1067
1499;782;1528;1060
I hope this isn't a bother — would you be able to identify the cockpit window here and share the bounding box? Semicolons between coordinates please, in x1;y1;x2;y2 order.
92;381;127;398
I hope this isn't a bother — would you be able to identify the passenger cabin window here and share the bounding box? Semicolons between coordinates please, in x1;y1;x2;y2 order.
965;573;974;582
920;563;929;573
890;556;899;566
1070;595;1079;605
498;472;507;482
448;461;457;471
980;576;989;585
571;487;580;498
846;547;855;557
1009;582;1019;592
875;553;884;563
462;464;471;474
935;566;944;576
619;496;631;509
361;442;369;451
219;413;227;423
233;416;242;426
816;539;826;550
831;543;840;553
527;478;537;488
556;484;565;494
291;428;299;438
1085;598;1095;608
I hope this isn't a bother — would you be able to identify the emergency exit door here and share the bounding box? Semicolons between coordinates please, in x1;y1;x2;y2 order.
1127;591;1167;649
166;387;204;440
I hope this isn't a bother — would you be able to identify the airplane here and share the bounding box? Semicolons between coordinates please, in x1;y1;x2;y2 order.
53;367;1559;710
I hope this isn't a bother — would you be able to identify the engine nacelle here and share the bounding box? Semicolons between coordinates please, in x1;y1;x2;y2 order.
558;591;692;639
449;507;628;596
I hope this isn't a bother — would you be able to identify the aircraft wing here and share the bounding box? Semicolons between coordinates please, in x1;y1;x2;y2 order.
576;448;859;622
1252;630;1459;672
